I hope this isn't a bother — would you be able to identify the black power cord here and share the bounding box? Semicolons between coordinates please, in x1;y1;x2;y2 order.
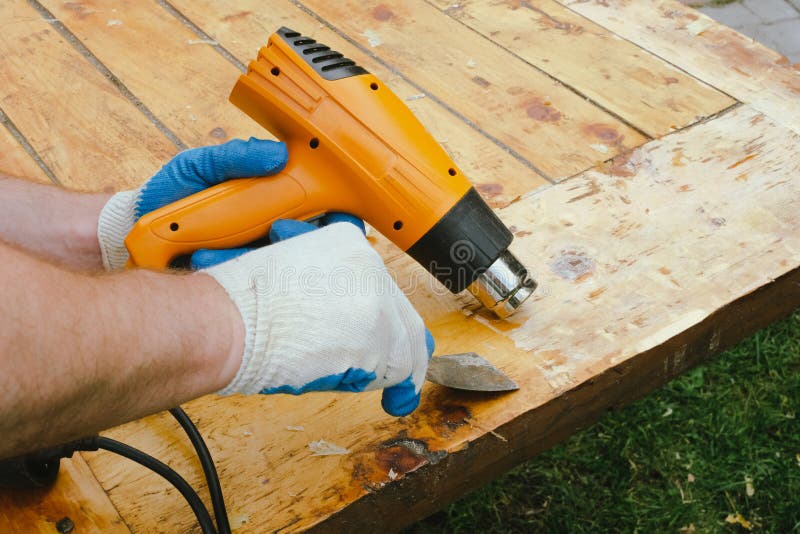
169;407;231;534
0;407;231;534
93;436;217;534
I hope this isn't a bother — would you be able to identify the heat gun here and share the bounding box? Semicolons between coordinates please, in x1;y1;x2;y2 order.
125;27;535;317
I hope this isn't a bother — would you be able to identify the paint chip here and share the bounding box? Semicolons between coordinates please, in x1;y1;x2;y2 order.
388;468;398;480
362;29;382;47
466;58;476;69
405;93;426;101
107;19;122;27
242;430;252;437
590;143;609;154
230;512;249;530
686;19;713;36
186;39;219;46
286;426;305;431
308;439;349;456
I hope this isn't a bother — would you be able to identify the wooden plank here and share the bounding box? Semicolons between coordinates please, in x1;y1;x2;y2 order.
49;0;548;208
0;122;49;183
0;1;176;191
0;454;128;533
558;0;800;135
291;0;649;180
428;0;735;138
40;0;261;150
86;104;800;531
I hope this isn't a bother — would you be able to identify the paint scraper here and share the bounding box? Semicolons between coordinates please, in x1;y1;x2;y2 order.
426;353;518;392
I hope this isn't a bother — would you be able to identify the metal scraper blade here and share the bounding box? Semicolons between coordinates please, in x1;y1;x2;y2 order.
426;352;519;392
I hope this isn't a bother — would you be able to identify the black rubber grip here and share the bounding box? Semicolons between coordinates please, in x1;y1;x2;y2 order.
407;187;513;293
277;27;369;81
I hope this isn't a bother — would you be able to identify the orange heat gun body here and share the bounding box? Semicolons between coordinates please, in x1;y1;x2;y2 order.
125;27;535;317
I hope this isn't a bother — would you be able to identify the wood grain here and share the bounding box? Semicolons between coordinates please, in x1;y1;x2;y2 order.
0;1;176;191
40;0;265;149
0;455;128;533
163;0;551;206
87;104;800;532
429;0;735;137
559;0;800;135
297;0;648;180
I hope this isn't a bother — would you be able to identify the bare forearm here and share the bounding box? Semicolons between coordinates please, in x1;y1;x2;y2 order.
0;175;109;271
0;242;243;458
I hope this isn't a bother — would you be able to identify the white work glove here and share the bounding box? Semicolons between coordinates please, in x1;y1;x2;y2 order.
201;217;433;416
96;138;288;270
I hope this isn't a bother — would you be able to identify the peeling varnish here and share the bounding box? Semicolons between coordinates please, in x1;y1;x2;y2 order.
361;29;382;47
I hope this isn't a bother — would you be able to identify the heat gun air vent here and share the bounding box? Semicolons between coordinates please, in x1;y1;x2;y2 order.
277;26;369;81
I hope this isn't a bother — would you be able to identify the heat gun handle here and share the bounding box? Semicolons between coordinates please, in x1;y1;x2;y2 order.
124;171;317;269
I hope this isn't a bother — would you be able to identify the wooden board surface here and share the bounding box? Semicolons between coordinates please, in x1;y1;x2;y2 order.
2;0;800;531
0;1;177;191
429;0;734;138
558;0;800;135
297;0;650;180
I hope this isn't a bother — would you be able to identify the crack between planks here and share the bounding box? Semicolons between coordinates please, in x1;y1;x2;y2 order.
25;0;188;151
426;0;653;142
156;0;248;74
288;0;556;184
0;106;61;186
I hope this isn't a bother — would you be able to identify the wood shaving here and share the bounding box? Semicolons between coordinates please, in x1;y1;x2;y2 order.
745;476;755;497
388;468;398;481
286;426;305;432
308;439;349;456
725;513;752;530
107;19;122;27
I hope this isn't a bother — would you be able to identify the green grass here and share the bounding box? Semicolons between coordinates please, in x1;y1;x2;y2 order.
406;310;800;533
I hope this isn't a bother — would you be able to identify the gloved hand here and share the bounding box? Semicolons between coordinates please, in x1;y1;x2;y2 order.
200;215;434;416
96;138;288;271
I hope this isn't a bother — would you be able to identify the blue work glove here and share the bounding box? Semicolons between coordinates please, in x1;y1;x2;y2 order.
195;213;435;416
97;138;287;270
